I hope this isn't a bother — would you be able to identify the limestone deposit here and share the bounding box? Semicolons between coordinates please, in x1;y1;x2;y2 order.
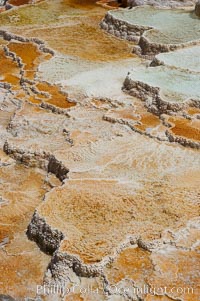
0;1;199;301
101;6;200;55
118;0;197;7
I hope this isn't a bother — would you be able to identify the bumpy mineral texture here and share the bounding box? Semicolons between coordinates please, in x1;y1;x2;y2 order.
195;0;200;16
101;6;200;55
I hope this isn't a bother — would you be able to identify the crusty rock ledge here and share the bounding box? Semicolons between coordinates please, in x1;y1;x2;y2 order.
122;74;200;115
36;215;200;301
166;129;200;149
103;113;168;142
123;76;184;115
48;251;103;279
137;34;200;56
48;155;69;181
0;30;55;55
27;207;139;280
100;10;152;42
45;235;143;282
27;211;64;255
39;102;71;116
100;9;200;56
0;31;75;115
28;215;138;282
122;71;200;149
3;141;69;181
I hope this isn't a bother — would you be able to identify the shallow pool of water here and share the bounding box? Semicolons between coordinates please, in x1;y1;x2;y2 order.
156;46;200;72
130;65;200;102
112;7;200;44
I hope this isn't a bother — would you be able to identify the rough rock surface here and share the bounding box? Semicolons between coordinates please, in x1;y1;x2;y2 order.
195;0;200;16
28;178;200;265
100;7;200;55
122;43;200;148
120;0;196;7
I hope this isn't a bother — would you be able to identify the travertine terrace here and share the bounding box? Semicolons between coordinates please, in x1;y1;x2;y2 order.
0;1;199;301
101;6;200;54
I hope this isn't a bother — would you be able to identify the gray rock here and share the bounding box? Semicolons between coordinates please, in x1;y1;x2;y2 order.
119;0;144;8
0;295;15;301
195;0;200;17
128;0;145;7
5;3;13;10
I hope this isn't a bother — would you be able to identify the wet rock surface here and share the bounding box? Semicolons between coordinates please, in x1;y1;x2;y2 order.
0;1;199;301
